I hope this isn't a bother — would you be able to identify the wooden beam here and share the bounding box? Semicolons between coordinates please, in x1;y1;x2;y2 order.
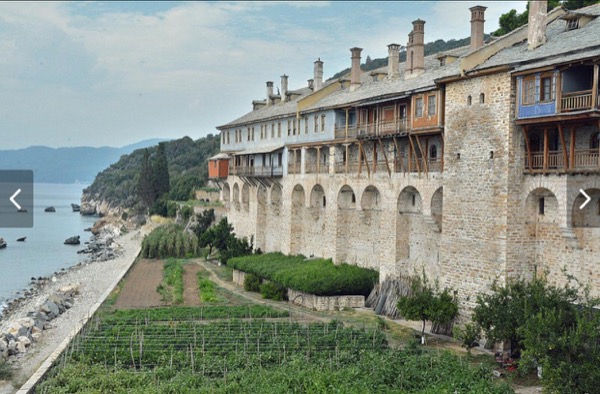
592;63;599;109
440;132;445;173
373;140;377;173
408;135;421;175
570;127;576;170
393;136;401;173
558;124;568;169
345;144;349;174
379;138;392;177
556;71;562;113
523;126;533;172
316;146;321;175
359;141;371;177
414;135;429;177
345;108;349;138
358;141;363;175
543;128;549;173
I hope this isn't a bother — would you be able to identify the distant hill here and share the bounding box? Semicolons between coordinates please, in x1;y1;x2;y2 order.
83;134;220;209
328;35;490;81
0;139;168;184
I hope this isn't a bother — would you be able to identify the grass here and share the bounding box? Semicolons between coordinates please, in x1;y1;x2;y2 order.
197;271;218;303
156;259;185;304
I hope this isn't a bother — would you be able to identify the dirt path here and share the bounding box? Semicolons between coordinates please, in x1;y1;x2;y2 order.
113;259;165;309
182;263;201;306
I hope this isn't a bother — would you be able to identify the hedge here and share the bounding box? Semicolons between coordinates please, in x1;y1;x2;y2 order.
228;253;378;296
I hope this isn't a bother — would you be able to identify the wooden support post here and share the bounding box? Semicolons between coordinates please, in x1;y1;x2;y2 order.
345;108;349;138
592;63;598;109
543;128;549;173
408;135;421;175
358;142;363;175
373;140;377;173
558;124;568;170
440;133;445;173
523;126;533;172
359;141;371;177
570;127;576;171
379;138;391;177
345;144;349;174
414;135;428;177
393;136;401;173
556;72;562;113
316;146;321;175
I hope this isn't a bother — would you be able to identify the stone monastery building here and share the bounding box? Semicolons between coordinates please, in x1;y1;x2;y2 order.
211;1;600;311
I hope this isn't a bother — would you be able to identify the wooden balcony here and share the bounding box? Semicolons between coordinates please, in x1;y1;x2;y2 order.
357;118;411;138
525;149;600;173
305;163;329;174
231;165;283;177
334;125;359;139
561;90;593;112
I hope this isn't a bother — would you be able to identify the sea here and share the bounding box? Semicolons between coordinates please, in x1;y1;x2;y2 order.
0;183;97;315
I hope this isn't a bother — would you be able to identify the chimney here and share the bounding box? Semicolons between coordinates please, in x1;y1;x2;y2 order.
469;6;487;50
528;1;547;50
313;58;323;92
350;47;362;92
405;20;425;79
307;79;314;90
387;43;400;77
281;75;288;102
266;81;273;106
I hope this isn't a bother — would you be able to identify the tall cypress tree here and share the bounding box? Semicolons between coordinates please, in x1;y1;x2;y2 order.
152;142;170;200
137;148;154;208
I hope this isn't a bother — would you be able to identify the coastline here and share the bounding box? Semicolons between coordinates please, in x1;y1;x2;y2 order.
0;228;143;394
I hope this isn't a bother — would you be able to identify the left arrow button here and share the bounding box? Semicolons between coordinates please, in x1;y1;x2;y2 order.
10;188;22;210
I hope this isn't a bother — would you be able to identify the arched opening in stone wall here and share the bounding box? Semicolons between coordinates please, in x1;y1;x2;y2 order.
309;184;326;220
361;185;381;211
241;183;250;212
525;188;559;225
232;183;240;211
396;186;423;263
336;185;355;263
222;183;231;208
431;187;443;231
398;186;422;213
270;184;282;216
572;188;600;228
290;184;305;255
255;184;268;251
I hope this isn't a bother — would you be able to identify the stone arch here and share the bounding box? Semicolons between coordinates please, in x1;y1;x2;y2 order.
292;184;305;207
361;185;381;210
572;188;600;227
398;186;422;213
255;184;268;251
271;184;282;206
257;184;267;206
232;183;240;211
337;185;356;209
310;184;326;208
222;183;231;207
241;183;250;212
525;187;559;224
431;187;443;231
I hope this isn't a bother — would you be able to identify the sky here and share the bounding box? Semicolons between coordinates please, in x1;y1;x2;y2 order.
0;1;528;150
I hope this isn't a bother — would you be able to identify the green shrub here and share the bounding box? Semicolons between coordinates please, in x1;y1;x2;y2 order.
156;259;184;304
229;253;378;296
141;224;199;259
260;282;287;301
453;323;481;354
180;205;194;223
243;273;261;292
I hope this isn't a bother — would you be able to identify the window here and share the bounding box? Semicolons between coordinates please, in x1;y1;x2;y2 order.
430;145;437;159
566;17;579;31
313;116;318;133
540;76;553;102
415;97;423;117
304;116;308;134
467;95;472;106
287;120;291;136
293;119;297;135
247;127;251;141
523;78;536;105
591;132;600;150
271;123;275;138
278;122;281;138
539;197;545;215
321;114;326;132
479;93;485;104
427;95;436;116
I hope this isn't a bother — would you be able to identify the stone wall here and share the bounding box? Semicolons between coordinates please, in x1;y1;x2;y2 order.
288;289;364;311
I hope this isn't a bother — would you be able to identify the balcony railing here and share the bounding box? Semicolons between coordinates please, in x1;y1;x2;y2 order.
305;163;329;174
334;125;359;139
525;149;600;171
357;118;411;138
561;90;593;112
231;165;283;177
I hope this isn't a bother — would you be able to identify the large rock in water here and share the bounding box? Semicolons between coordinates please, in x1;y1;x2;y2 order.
0;238;6;249
64;235;80;245
79;202;96;216
44;206;56;212
71;203;80;212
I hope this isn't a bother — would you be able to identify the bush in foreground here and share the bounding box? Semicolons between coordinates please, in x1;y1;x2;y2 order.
141;224;199;259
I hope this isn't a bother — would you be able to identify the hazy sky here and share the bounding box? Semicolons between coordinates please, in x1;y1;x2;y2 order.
0;1;527;150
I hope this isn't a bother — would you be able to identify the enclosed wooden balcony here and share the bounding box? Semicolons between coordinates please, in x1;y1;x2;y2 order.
561;90;594;112
230;165;283;177
357;117;411;138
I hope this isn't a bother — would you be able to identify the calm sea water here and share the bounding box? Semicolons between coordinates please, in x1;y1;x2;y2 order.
0;183;97;313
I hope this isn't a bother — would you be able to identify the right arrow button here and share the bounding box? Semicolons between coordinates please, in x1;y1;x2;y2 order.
579;189;591;210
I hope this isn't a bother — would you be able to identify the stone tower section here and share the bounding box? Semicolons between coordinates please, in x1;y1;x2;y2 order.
528;0;548;50
405;19;425;79
469;5;487;51
387;43;401;78
350;47;362;92
314;58;323;92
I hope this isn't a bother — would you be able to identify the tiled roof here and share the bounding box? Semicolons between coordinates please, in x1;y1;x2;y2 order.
473;4;600;72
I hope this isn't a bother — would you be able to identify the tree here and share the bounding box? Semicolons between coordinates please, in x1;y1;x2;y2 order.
152;142;170;200
192;209;215;239
397;272;458;343
137;149;154;209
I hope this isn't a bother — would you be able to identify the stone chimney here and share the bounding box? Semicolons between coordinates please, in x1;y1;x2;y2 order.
307;79;314;90
266;81;274;106
387;43;401;77
281;75;288;102
405;19;425;79
528;1;547;50
469;5;487;50
314;58;323;92
350;47;362;92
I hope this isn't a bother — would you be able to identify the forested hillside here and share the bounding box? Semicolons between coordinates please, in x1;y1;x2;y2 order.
83;134;219;209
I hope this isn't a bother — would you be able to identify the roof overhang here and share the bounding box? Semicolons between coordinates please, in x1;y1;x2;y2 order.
232;144;285;156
